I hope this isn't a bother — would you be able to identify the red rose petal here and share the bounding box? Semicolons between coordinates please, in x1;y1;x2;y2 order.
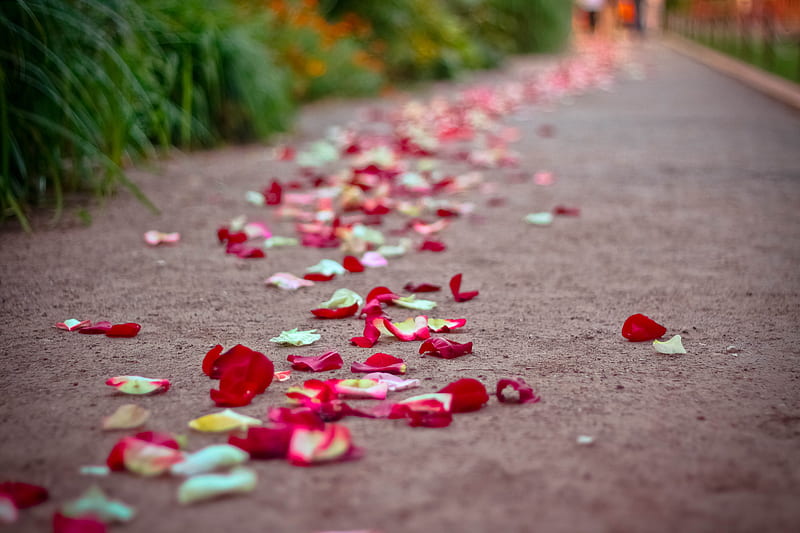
202;344;224;377
390;404;453;428
419;337;473;359
267;407;325;429
288;351;343;372
350;353;407;374
0;482;48;509
77;321;112;334
403;282;441;293
264;180;282;205
343;255;365;273
105;322;141;338
310;303;360;319
621;314;667;342
449;273;479;302
207;344;274;407
53;512;106;533
436;208;459;218
439;378;489;413
106;431;179;471
496;378;541;404
419;240;447;252
350;316;383;348
553;205;580;216
304;273;337;282
228;426;294;459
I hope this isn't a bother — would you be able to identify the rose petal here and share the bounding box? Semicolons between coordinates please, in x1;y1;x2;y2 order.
524;212;554;226
102;404;150;430
496;378;541;404
553;205;580;216
342;255;365;273
274;370;292;382
287;424;359;466
53;512;106;533
653;335;687;354
267;407;325;429
188;409;263;433
360;251;388;267
403;282;441;293
419;337;473;359
310;303;360;319
266;272;315;290
229;425;296;459
350;316;383;348
351;353;407;375
270;328;321;346
143;231;180;246
449;273;479;302
419;240;446;252
389;393;453;428
78;321;112;334
202;344;224;377
383;316;430;342
264;181;282;205
306;259;346;277
391;295;437;311
61;485;135;523
264;236;299;248
621;314;667;341
106;434;183;476
288;351;343;372
206;345;274;406
105;376;170;395
55;319;91;331
177;467;257;504
304;273;337;282
0;481;48;509
170;445;249;476
105;323;141;338
286;379;337;406
329;379;388;400
427;318;467;333
439;378;489;413
362;372;420;391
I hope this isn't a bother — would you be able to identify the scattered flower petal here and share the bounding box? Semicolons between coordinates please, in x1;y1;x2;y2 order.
102;404;150;430
533;171;555;186
576;435;595;445
288;351;343;372
383;316;431;342
53;512;106;533
0;482;48;512
653;335;687;354
105;376;170;395
287;424;359;466
351;316;383;348
105;323;141;338
621;314;667;342
351;353;407;375
419;337;473;359
450;273;479;302
439;378;489;412
178;467;257;504
229;425;296;459
362;373;420;391
0;496;16;524
188;409;263;433
143;230;180;246
360;251;387;267
306;259;346;277
78;321;112;334
419;240;446;252
342;255;365;273
266;272;315;290
55;319;91;331
427;318;467;333
274;370;292;382
391;295;437;311
61;485;135;523
106;432;183;476
171;445;249;476
524;212;554;226
270;328;321;346
389;393;453;428
403;282;441;293
264;236;299;248
329;379;389;400
496;378;541;404
79;466;110;477
553;205;580;216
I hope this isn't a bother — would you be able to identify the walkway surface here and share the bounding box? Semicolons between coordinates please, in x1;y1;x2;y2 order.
1;40;799;533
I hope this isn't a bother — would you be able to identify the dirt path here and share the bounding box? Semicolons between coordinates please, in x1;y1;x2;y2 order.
2;41;799;533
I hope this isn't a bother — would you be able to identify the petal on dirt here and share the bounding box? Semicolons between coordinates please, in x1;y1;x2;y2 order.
362;372;420;391
143;230;180;246
0;482;48;509
229;426;296;459
264;236;299;248
449;273;479;302
533;171;555;186
188;409;263;433
115;438;184;476
524;212;554;226
653;335;687;354
243;221;271;240
304;273;337;282
170;444;250;476
329;379;389;400
78;321;112;334
105;323;141;338
266;273;315;290
439;379;489;413
343;255;365;273
313;288;364;311
553;205;580;216
202;344;224;377
419;240;447;252
178;467;257;504
53;512;107;533
389;393;453;428
621;314;667;342
411;219;449;235
391;295;437;311
306;259;346;277
102;404;150;430
270;328;321;346
419;337;473;359
350;316;383;348
403;282;441;293
287;424;358;466
427;318;467;333
496;378;541;404
360;251;387;267
61;485;135;523
383;316;430;342
264;181;283;205
285;379;337;405
288;351;343;372
377;240;411;258
351;353;407;375
274;370;292;382
105;376;170;395
55;319;91;331
310;303;360;319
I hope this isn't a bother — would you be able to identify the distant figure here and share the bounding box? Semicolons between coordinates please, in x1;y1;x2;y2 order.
578;0;606;34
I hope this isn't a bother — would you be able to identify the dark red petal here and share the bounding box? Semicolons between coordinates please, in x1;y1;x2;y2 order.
210;382;256;407
365;286;397;302
496;378;541;404
77;321;112;334
287;351;343;372
267;407;325;429
621;314;667;342
342;255;365;273
389;404;452;428
364;353;403;367
449;273;479;302
53;512;106;533
303;273;336;282
553;205;580;216
212;345;275;392
264;180;282;205
0;482;48;508
419;337;473;359
132;431;180;449
217;227;230;243
350;316;382;348
403;282;441;293
202;344;224;377
436;208;459;218
228;426;294;459
419;240;447;252
350;352;407;374
438;378;489;413
310;303;359;319
105;323;141;338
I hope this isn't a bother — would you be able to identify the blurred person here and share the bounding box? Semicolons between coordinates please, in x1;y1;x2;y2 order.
578;0;606;34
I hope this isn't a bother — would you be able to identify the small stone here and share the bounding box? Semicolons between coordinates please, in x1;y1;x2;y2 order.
725;345;740;354
576;435;595;445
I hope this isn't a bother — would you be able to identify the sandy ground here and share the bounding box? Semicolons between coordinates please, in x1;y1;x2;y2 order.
1;41;799;533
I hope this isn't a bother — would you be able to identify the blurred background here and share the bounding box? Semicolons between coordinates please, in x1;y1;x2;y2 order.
1;0;798;229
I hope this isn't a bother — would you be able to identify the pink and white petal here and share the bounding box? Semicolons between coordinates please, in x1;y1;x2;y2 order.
105;376;170;395
122;439;184;476
362;373;420;392
360;251;388;268
427;318;467;333
329;379;389;400
55;319;92;331
266;273;315;290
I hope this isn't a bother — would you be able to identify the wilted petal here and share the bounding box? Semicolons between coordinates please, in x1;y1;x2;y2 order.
188;409;263;433
449;273;479;302
105;376;170;395
350;316;383;348
288;351;343;372
427;318;467;333
362;373;420;391
270;328;321;346
621;314;667;341
496;378;541;404
351;353;407;375
653;335;687;354
170;445;249;476
55;319;91;331
102;404;150;430
439;379;489;413
178;467;257;504
287;425;358;466
61;485;134;523
419;337;473;359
